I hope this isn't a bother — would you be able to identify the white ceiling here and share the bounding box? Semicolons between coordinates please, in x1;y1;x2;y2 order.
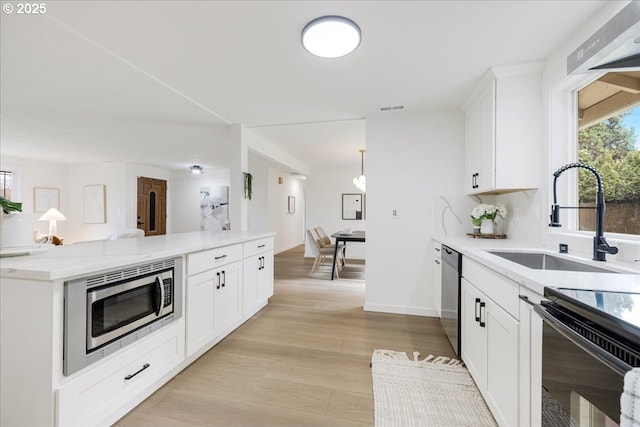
0;0;607;171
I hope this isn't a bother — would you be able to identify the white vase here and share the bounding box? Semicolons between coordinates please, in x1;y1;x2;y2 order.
1;213;35;248
480;218;495;235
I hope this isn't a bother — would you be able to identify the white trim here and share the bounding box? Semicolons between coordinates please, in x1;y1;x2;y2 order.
363;303;436;318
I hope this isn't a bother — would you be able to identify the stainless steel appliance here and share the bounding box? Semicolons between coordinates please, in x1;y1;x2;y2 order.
441;245;461;355
535;287;640;426
64;257;182;375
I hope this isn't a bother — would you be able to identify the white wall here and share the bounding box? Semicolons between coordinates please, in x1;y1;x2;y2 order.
497;0;640;263
364;108;465;316
0;155;68;238
247;151;306;253
305;163;367;260
169;167;230;234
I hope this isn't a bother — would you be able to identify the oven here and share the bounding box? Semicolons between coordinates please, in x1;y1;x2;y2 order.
534;287;640;426
64;257;182;375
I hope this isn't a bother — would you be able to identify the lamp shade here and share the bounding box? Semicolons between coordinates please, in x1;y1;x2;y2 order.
38;208;67;222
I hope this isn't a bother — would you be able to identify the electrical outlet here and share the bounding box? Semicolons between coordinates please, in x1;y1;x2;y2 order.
392;209;399;218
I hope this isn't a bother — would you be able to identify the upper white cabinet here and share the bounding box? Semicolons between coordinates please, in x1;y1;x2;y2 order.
464;62;542;195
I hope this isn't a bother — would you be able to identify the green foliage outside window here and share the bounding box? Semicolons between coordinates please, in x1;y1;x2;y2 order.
578;111;640;235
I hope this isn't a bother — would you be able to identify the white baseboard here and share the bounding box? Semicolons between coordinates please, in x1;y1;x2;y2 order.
363;303;439;318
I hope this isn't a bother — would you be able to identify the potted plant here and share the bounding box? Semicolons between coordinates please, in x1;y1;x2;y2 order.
471;203;507;234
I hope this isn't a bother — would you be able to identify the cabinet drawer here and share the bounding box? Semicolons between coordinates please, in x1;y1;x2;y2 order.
57;322;184;426
188;244;242;276
433;241;442;259
462;257;519;319
243;237;274;258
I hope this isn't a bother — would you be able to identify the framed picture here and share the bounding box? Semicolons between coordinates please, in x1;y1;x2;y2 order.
288;196;295;214
342;193;364;220
84;185;106;224
34;187;59;213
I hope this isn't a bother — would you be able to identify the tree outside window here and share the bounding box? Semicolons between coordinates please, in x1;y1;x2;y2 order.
578;107;640;235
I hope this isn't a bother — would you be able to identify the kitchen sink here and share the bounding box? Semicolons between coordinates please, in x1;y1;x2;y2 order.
487;251;619;273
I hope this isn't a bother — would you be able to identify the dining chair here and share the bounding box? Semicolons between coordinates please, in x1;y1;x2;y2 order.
314;226;346;266
306;229;342;278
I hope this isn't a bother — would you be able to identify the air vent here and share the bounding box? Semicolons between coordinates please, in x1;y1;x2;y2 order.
86;276;106;287
379;105;405;112
568;318;640;367
78;257;179;288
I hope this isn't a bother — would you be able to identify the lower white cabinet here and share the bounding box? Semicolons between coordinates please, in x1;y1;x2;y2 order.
518;288;543;427
432;241;442;317
186;259;242;357
243;238;274;317
57;321;184;427
461;276;519;427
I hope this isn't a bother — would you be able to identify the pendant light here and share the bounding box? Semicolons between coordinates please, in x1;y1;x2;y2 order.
353;149;366;192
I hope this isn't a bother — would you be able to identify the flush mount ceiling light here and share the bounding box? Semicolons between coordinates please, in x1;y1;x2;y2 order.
190;165;204;174
353;149;366;193
301;15;361;58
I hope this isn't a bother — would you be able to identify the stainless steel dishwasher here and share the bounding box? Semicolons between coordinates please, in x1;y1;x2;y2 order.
440;245;461;355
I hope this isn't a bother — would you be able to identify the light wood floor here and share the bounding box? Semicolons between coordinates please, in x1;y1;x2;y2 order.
115;245;454;427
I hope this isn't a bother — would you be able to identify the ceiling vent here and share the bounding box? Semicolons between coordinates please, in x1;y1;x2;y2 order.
379;105;404;112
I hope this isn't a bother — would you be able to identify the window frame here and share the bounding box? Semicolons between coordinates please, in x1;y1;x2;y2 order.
553;71;640;243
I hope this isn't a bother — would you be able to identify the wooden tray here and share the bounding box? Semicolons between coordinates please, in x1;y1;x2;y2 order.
466;233;507;239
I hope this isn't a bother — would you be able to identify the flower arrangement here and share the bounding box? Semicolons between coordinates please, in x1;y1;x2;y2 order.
471;203;507;226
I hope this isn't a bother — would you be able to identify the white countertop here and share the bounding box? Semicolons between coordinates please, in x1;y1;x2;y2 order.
434;236;640;295
0;231;275;282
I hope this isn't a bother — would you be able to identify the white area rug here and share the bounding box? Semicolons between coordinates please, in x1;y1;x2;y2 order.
371;349;497;427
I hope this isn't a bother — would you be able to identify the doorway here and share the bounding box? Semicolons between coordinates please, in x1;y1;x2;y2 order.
137;177;167;236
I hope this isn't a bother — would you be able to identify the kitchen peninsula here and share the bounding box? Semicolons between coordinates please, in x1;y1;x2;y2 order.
0;231;275;427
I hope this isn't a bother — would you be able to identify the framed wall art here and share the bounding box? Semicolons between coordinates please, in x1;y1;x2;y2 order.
34;187;59;213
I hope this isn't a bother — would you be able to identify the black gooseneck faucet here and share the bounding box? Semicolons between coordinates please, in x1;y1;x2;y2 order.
549;162;618;261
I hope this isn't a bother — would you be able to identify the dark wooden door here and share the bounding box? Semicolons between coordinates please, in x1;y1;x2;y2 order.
137;177;167;236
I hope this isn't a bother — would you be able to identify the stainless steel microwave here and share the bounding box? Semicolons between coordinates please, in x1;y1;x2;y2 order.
63;257;182;376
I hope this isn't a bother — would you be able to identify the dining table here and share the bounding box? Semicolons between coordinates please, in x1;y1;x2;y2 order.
330;230;366;280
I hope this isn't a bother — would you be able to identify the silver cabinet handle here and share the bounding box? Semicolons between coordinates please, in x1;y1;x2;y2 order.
519;294;536;307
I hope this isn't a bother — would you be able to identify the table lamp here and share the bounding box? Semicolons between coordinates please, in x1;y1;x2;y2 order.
38;208;67;243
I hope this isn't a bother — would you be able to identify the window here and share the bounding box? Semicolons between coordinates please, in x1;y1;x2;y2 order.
577;72;640;236
0;170;13;200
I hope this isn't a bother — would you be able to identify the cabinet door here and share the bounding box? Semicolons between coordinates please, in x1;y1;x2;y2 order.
258;252;274;302
432;244;442;317
465;79;496;194
465;97;482;194
461;278;486;389
243;255;260;317
186;269;216;357
519;291;543;427
214;261;242;337
485;298;519;427
476;80;496;193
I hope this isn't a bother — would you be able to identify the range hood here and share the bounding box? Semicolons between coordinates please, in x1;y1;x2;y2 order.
568;1;640;74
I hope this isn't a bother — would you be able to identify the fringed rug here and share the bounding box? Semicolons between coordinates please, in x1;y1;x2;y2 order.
371;349;497;427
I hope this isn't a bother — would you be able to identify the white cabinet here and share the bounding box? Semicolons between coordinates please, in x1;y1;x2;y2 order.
186;244;243;357
57;321;184;427
518;288;543;427
461;258;520;427
243;237;274;317
464;62;542;195
432;241;442;317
